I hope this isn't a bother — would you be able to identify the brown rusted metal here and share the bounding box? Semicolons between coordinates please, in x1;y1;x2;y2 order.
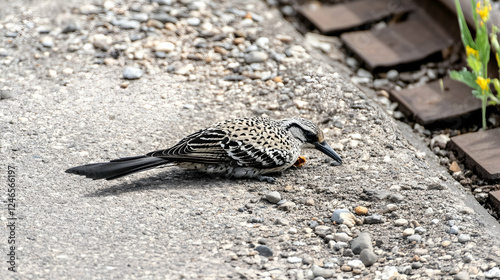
341;9;455;71
297;0;415;34
450;127;500;180
490;190;500;212
391;76;482;126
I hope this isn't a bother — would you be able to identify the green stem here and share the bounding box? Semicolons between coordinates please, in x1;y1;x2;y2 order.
482;95;487;129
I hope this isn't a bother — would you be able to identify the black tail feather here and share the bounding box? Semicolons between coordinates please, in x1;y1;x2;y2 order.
65;156;170;180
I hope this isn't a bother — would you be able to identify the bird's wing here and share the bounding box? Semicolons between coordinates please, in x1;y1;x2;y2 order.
220;137;290;169
147;128;291;169
146;129;232;164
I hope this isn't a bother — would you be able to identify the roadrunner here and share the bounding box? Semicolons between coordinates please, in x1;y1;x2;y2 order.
65;117;342;182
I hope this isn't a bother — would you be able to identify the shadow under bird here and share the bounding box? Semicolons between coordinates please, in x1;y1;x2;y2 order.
65;117;343;182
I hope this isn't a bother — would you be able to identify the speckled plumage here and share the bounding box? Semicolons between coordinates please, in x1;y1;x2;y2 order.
66;117;342;181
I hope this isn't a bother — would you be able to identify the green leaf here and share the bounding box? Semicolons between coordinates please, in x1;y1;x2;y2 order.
476;23;491;75
450;69;480;90
456;0;476;49
471;0;478;25
467;54;482;73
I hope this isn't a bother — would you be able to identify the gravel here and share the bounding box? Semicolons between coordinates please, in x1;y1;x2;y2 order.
1;0;500;278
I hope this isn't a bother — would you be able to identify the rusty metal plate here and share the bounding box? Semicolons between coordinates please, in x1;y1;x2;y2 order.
297;0;415;34
490;190;500;212
391;76;482;126
341;10;454;70
450;127;500;180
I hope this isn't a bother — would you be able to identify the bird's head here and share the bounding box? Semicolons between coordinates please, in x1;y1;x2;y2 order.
282;118;342;165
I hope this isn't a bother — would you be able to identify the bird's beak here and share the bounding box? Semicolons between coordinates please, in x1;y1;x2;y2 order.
314;141;342;165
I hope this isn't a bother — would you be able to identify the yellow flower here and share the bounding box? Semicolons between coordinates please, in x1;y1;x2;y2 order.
466;45;479;58
476;1;491;22
476;76;491;91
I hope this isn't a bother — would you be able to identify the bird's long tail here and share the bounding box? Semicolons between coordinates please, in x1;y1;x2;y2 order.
65;156;170;180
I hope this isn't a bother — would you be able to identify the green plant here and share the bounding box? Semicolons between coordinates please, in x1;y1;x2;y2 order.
451;0;500;129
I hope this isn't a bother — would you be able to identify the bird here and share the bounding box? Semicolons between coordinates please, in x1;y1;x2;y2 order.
65;117;342;182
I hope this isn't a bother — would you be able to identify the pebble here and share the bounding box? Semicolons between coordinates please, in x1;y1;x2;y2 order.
331;209;360;227
357;68;373;79
247;217;264;223
354;206;368;215
407;234;422;242
347;259;364;269
311;265;334;278
287;256;302;264
458;234;470;243
314;225;332;238
453;271;470;280
351;232;373;254
485;267;500;278
122;67;143;80
41;36;54;48
186;17;201;26
265;191;281;204
431;134;450;149
387;69;399;81
277;201;295;211
151;13;178;24
360;249;377;266
131;13;149;22
62;23;79;33
373;78;390;89
403;228;415;236
155;42;175;53
364;214;385;224
112;19;140;29
333;232;351;242
244;51;268;63
449;225;459;235
394;218;408;226
0;91;15;99
254;245;273;257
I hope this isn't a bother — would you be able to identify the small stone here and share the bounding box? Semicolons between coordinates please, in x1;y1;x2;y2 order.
354;206;368;215
155;42;175;53
186;17;201;26
449;225;459;235
244;51;268;63
146;19;164;29
441;240;451;247
333;232;351;242
254;245;273;257
112;19;140;29
247;217;264;223
346;57;359;68
150;13;178;24
381;266;400;279
62;23;79;33
122;67;143;80
277;201;295;211
314;225;332;238
304;197;314;206
364;214;384;224
373;78;390;89
41;36;54;48
485;267;500;278
357;68;373;79
407;234;422;242
458;234;470;243
403;228;415;236
347;259;364;269
0;91;14;99
431;134;450;149
351;232;373;254
341;265;352;272
331;209;360;227
424;207;434;216
387;69;399;81
453;271;470;280
360;249;377;266
449;161;461;173
265;191;281;204
311;265;334;278
287;256;302;264
394;218;408;226
131;13;149;22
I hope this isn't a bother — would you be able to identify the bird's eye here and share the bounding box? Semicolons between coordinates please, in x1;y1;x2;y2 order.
305;131;317;142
